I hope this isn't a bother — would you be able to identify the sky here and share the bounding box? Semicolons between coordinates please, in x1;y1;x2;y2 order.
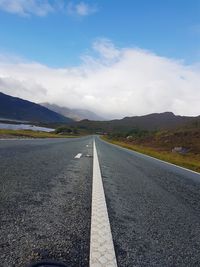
0;0;200;119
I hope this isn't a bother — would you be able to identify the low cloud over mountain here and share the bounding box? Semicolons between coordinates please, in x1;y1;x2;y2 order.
0;39;200;119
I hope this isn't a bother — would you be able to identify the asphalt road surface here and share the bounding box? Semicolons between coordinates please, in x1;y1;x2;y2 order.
0;137;93;267
1;136;200;267
96;137;200;267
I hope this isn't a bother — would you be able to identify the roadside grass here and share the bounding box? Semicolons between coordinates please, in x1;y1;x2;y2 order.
0;129;77;139
102;136;200;173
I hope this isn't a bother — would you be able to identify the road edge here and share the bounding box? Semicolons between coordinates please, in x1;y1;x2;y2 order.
100;136;200;176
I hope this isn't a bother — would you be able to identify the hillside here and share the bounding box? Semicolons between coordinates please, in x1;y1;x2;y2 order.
41;102;104;121
100;113;200;172
77;112;200;133
0;92;73;124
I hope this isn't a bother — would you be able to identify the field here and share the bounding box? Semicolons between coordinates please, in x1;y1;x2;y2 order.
0;129;77;139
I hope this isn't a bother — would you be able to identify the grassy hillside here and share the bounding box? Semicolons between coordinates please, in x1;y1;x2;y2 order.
103;127;200;173
0;129;77;139
77;112;200;133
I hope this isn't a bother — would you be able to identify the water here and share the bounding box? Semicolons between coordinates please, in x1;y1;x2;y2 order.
0;123;54;132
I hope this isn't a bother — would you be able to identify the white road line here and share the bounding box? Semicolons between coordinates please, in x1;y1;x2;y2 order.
74;153;82;159
90;140;118;267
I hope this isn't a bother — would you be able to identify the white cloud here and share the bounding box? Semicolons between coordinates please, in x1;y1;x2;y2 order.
0;0;97;17
0;39;200;119
92;38;121;60
67;1;97;17
0;0;55;17
0;76;47;101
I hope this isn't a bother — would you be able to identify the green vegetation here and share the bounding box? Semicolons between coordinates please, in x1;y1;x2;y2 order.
0;129;77;138
102;128;200;173
55;126;79;135
108;128;152;139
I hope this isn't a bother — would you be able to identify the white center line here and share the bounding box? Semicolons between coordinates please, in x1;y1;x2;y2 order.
74;153;82;159
90;140;118;267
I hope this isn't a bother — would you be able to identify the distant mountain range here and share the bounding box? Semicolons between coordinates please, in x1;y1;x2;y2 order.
0;92;73;124
0;92;199;132
40;102;104;121
77;112;200;133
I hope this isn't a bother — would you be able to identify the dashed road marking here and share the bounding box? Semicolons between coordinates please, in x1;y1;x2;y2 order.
90;140;118;267
74;153;82;159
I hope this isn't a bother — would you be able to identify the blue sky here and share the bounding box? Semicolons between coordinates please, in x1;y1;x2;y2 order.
0;0;200;118
0;0;200;67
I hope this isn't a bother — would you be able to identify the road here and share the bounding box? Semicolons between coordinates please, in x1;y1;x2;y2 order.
1;136;200;266
0;137;93;267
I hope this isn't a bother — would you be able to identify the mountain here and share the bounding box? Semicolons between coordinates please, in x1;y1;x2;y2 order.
112;112;198;131
77;112;200;133
41;102;104;121
1;92;199;132
0;92;73;124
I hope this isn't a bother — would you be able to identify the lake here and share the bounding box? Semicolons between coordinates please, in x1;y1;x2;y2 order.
0;123;54;132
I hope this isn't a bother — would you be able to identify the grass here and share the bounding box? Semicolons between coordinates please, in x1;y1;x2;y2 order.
0;129;78;139
102;136;200;173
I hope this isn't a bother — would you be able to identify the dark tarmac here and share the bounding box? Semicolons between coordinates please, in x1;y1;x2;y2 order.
1;136;200;266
